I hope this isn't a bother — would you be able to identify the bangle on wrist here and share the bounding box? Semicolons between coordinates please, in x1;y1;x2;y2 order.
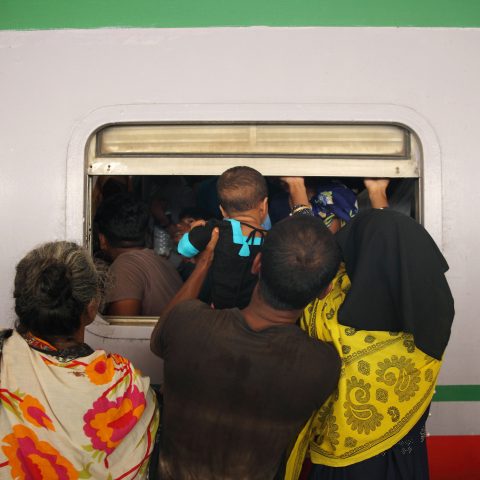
291;205;312;216
291;204;310;212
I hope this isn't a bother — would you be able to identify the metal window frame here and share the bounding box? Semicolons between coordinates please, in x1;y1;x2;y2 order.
85;120;421;325
88;121;418;178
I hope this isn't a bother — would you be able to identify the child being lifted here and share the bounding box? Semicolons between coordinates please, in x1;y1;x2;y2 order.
178;166;268;309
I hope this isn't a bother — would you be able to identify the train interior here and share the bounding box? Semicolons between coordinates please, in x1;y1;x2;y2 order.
89;173;418;320
85;122;421;322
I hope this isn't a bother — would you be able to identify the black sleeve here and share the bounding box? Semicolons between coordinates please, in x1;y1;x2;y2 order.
189;222;215;251
177;221;215;258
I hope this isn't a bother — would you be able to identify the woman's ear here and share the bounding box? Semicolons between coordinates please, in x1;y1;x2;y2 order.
98;233;108;251
83;298;100;326
251;252;262;275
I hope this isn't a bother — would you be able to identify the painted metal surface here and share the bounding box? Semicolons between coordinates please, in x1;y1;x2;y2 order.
1;26;479;434
2;0;480;29
88;123;419;177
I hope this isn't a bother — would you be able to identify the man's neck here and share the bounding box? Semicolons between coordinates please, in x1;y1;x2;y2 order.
226;210;265;229
109;246;144;261
241;288;301;332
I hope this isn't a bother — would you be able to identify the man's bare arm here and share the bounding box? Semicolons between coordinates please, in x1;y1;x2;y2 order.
364;178;390;209
280;176;311;208
150;227;219;356
106;299;142;316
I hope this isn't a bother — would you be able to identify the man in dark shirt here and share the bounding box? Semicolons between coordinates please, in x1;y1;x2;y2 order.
151;215;342;480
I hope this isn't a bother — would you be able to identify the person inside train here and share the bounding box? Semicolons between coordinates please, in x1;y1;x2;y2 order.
148;187;176;258
91;175;132;215
150;214;342;480
135;175;196;224
177;166;269;309
95;192;182;316
173;206;211;281
284;179;455;480
269;177;359;232
91;175;133;261
0;241;158;479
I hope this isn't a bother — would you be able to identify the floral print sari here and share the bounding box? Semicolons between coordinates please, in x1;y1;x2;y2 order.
0;330;159;480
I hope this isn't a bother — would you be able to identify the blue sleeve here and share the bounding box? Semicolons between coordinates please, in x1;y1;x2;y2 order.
177;223;214;258
178;232;200;258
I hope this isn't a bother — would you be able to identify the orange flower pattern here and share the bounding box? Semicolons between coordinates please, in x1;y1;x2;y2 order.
20;395;55;431
85;354;115;385
0;332;156;479
111;353;130;366
2;425;78;479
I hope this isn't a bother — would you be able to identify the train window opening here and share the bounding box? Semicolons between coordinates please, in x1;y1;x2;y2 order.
85;122;421;323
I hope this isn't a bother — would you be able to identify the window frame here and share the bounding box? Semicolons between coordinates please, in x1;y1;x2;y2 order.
82;119;424;326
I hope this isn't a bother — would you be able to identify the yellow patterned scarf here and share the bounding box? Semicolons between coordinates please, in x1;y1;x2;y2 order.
286;266;441;479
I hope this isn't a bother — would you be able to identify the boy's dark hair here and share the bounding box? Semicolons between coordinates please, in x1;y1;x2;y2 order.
95;193;149;248
259;215;341;310
217;166;268;214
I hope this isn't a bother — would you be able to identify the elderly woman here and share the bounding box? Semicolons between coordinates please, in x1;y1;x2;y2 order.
286;208;455;480
0;241;158;479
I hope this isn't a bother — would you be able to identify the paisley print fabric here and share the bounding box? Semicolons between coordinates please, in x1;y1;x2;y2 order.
286;267;441;478
0;330;159;479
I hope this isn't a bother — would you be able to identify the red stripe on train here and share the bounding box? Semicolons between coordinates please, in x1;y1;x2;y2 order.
428;436;480;480
298;436;480;479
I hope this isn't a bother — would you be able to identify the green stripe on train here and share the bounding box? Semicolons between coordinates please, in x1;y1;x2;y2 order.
2;0;480;30
433;385;480;402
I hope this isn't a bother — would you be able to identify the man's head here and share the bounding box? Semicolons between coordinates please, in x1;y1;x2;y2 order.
217;166;268;217
257;215;341;310
95;193;149;251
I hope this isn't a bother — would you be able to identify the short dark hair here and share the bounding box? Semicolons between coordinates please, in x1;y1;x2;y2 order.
95;193;149;248
217;166;268;214
259;215;341;310
14;241;103;339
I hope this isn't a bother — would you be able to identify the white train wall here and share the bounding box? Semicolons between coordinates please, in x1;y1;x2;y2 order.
1;4;480;448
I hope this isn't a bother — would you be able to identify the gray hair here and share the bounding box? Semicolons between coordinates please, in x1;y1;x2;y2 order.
14;241;106;338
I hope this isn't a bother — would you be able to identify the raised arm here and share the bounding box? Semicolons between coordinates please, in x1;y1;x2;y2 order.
280;177;311;213
150;227;219;356
364;178;390;209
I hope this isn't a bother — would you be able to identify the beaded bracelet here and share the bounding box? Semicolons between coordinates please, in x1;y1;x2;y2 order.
291;204;310;212
290;205;313;216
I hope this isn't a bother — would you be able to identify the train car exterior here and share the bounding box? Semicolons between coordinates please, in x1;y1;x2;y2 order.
1;1;480;476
